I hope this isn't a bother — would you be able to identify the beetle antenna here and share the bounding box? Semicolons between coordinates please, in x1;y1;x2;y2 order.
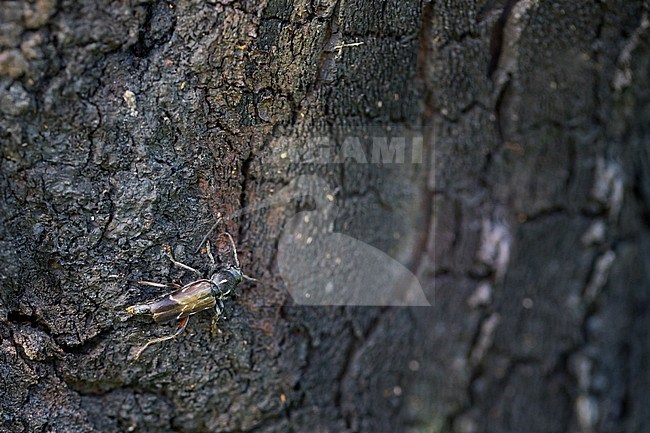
220;231;240;268
206;240;216;266
195;215;222;254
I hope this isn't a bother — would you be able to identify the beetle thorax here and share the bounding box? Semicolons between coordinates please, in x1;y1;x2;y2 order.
210;267;243;294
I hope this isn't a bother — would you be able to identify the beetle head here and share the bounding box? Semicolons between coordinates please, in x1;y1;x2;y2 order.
225;266;243;285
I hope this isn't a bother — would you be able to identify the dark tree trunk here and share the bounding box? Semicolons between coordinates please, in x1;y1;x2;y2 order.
1;1;648;433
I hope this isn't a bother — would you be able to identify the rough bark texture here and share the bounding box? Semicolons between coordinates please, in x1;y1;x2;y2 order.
0;1;648;433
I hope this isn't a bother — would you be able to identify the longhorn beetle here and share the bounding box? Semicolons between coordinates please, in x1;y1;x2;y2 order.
126;227;256;359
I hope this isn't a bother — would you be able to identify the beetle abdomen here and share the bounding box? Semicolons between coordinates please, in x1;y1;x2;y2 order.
126;304;152;315
126;280;216;323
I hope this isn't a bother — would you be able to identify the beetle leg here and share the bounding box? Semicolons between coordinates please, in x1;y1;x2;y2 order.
164;245;201;276
135;280;182;289
110;273;183;290
211;314;220;338
211;300;227;338
133;316;190;360
214;300;224;318
212;299;226;321
175;316;190;335
206;240;216;267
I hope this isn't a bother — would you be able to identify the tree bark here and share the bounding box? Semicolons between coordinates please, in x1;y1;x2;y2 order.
1;1;648;433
